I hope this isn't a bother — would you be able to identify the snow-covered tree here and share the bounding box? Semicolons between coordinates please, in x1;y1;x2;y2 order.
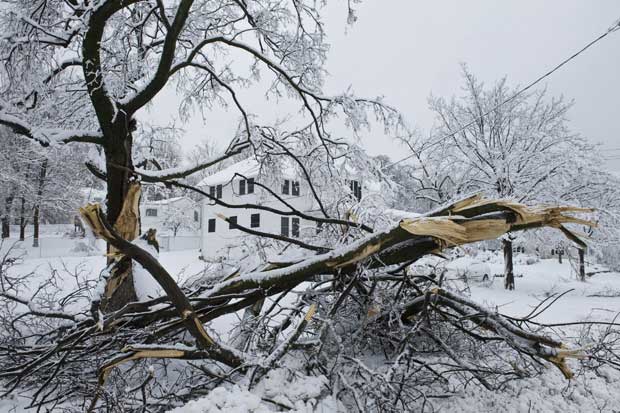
402;66;588;289
0;127;91;244
0;0;403;310
157;199;199;236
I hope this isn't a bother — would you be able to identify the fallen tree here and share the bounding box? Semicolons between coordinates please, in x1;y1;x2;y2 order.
2;193;615;412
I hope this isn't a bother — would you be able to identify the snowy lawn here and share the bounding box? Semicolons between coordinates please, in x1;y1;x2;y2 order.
469;258;620;324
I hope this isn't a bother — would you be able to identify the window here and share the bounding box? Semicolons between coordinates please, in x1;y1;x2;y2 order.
349;180;362;201
280;217;289;237
209;185;223;199
247;178;254;194
282;179;290;195
239;179;246;195
194;211;199;222
208;218;216;233
291;181;300;196
228;216;238;229
292;217;300;237
146;208;158;217
251;213;260;228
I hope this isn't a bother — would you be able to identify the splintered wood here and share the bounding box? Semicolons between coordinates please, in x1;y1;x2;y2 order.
400;194;596;250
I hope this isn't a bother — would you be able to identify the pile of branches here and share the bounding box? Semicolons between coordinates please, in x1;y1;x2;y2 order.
1;195;618;412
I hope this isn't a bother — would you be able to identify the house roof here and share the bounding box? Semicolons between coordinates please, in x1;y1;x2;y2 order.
198;158;261;187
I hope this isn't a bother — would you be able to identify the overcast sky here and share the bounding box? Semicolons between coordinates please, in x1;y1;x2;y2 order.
140;0;620;172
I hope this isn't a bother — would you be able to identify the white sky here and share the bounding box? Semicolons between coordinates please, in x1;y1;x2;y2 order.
140;0;620;172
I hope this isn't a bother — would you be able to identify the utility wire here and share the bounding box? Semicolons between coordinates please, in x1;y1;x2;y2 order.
384;17;620;170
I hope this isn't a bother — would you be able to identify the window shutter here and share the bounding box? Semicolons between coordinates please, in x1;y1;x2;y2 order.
292;181;300;196
292;217;300;237
248;178;255;194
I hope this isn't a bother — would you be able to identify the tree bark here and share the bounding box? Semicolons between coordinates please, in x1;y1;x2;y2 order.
32;159;48;248
503;239;515;290
578;248;586;281
19;196;26;241
32;205;40;247
2;193;14;239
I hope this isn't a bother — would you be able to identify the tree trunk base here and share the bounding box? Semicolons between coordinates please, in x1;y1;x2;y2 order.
503;239;515;290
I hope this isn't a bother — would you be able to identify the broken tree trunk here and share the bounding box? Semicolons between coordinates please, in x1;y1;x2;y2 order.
503;239;515;290
98;181;142;313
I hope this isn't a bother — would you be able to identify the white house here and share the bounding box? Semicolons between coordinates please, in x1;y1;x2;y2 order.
140;196;201;236
198;158;364;259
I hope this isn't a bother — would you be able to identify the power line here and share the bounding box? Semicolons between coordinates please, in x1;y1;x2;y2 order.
384;17;620;170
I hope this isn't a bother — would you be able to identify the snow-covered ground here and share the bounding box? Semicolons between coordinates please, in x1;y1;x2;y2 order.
463;256;620;324
2;251;620;412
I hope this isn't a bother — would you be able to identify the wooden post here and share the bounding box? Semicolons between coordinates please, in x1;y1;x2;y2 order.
503;239;515;290
578;248;586;281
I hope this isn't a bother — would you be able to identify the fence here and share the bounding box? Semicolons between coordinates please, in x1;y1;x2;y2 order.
158;236;201;251
1;235;201;259
0;236;105;259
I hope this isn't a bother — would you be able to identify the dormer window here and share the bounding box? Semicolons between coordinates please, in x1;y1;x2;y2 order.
209;184;222;199
283;179;300;196
239;178;254;195
349;180;362;201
